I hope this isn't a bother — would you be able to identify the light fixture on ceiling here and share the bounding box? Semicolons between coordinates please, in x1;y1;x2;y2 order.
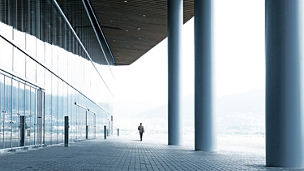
124;0;127;2
136;27;141;31
142;14;146;17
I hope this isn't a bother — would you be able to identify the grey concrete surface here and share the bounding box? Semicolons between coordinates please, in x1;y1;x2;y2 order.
0;137;298;171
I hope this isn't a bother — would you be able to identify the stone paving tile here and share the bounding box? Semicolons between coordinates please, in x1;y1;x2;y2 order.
0;137;299;171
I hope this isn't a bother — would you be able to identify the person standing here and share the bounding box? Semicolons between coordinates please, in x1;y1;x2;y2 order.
138;123;144;141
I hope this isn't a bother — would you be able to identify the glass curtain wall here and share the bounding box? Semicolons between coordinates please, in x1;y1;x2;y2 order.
0;0;112;150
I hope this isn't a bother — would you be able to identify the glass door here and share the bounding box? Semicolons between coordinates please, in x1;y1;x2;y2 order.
0;73;43;149
87;110;96;140
75;104;87;141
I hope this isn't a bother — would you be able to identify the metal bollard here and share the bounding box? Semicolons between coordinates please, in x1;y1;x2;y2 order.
86;111;88;140
104;125;106;139
117;128;119;136
86;125;88;140
20;116;25;146
64;116;69;147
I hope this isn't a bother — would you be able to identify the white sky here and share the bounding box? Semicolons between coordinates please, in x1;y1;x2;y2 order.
110;0;265;136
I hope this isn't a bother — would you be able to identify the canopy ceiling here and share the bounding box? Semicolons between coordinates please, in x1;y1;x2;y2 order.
89;0;194;65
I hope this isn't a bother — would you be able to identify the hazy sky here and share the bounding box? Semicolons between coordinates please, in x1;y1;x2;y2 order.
110;0;265;140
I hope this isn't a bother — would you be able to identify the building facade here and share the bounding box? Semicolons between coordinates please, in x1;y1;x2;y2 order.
0;0;113;149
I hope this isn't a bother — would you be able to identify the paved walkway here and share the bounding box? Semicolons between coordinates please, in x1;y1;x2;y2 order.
0;137;297;171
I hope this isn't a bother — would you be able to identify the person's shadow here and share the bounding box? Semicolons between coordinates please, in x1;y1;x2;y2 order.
132;140;141;142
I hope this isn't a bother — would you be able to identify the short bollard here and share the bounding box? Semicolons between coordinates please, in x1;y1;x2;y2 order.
117;128;119;136
86;125;88;140
20;116;25;146
64;116;69;147
104;125;106;139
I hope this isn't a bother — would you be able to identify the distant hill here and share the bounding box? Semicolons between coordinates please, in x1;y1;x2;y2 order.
118;89;265;136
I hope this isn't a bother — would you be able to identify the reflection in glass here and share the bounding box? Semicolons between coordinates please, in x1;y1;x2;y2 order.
0;0;113;150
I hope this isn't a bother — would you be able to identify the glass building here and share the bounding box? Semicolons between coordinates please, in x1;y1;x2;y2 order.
0;0;113;149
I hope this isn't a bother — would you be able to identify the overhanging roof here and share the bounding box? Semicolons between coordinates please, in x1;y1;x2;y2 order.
89;0;194;65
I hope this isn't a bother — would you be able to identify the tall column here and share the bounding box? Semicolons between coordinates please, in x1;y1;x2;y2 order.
194;0;214;151
266;0;304;168
168;0;182;145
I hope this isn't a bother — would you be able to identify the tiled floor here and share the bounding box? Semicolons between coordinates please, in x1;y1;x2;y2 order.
0;137;296;170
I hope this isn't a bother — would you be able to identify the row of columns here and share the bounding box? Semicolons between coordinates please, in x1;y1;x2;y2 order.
167;0;304;168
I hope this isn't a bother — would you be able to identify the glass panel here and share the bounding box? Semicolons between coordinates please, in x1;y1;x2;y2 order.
36;43;44;87
16;0;23;32
13;30;25;77
0;6;10;38
94;113;96;138
75;102;78;141
4;76;12;148
70;90;75;142
19;82;24;118
77;107;82;140
52;46;58;74
63;83;67;140
45;43;52;69
13;0;25;77
35;89;43;146
0;0;12;72
24;85;30;146
87;111;93;139
41;90;45;145
11;79;18;147
45;73;52;145
0;0;8;25
8;0;16;30
29;0;36;36
81;107;86;140
58;81;63;143
30;87;35;145
0;75;4;149
51;76;57;144
0;32;13;73
25;34;36;83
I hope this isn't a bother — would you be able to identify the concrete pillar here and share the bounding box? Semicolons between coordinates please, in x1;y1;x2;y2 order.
167;0;183;145
194;0;214;151
266;0;304;168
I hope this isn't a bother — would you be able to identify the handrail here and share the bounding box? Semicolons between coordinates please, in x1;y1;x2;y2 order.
74;102;97;115
0;68;43;90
